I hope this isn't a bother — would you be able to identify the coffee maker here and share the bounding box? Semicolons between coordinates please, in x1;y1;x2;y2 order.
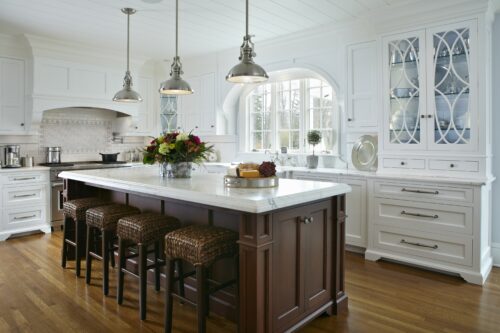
2;145;22;168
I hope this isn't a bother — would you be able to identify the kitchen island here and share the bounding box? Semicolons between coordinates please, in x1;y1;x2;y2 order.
59;166;351;333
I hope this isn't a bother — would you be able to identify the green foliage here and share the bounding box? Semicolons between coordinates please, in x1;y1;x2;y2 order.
307;130;322;156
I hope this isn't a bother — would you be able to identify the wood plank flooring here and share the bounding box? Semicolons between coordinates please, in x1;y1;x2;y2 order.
0;231;499;332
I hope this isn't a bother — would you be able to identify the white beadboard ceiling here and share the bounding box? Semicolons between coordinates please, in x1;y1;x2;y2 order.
0;0;422;58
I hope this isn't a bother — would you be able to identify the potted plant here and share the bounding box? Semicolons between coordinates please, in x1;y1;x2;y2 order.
307;130;322;169
143;132;214;178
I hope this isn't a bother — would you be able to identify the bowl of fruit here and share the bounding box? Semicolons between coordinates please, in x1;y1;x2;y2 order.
224;161;279;188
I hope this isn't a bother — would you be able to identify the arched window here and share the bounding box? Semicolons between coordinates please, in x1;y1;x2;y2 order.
243;75;338;154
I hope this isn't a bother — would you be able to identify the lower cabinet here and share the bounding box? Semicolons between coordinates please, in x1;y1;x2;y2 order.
339;176;367;248
272;200;332;331
0;170;51;241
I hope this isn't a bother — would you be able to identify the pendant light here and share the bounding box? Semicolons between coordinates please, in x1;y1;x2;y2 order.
113;8;142;102
226;0;268;84
159;0;193;95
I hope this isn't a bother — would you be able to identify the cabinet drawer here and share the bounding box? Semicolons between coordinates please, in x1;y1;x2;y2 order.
373;181;473;203
3;184;46;208
1;172;48;185
291;171;337;182
373;198;472;235
3;206;46;231
382;158;425;169
428;159;479;172
373;225;472;266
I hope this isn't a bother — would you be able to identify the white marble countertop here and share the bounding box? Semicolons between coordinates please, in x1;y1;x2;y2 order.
59;166;352;213
0;166;50;173
199;163;493;186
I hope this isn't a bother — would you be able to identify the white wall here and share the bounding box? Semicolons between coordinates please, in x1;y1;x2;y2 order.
491;14;500;257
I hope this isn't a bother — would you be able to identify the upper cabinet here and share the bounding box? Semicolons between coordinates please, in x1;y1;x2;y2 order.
177;72;216;135
382;20;477;153
346;41;378;132
0;57;27;134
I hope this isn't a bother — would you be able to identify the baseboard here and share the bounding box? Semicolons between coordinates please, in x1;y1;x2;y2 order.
493;243;500;267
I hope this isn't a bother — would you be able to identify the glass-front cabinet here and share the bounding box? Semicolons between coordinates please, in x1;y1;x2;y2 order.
383;20;477;152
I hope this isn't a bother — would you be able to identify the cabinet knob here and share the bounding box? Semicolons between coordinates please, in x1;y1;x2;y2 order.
135;126;138;130
177;126;181;129
20;123;25;127
195;126;199;129
427;114;433;118
401;161;406;166
347;118;353;122
210;125;214;128
450;163;455;168
301;216;314;224
420;115;426;119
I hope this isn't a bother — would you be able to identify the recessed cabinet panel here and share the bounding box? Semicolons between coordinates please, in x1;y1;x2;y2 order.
37;64;70;93
71;69;106;96
341;177;367;247
0;57;25;132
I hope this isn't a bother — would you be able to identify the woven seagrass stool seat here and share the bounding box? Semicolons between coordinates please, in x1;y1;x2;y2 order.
85;204;140;295
61;197;110;277
164;225;239;333
116;213;181;320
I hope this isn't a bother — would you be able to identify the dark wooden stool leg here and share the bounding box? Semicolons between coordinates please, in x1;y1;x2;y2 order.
176;260;185;299
61;217;70;268
235;255;240;333
139;243;147;320
109;237;116;268
85;225;93;284
154;241;161;292
102;230;110;296
75;219;83;277
164;258;175;333
196;265;207;333
117;237;126;305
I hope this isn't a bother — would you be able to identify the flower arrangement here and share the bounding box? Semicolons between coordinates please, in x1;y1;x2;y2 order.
143;132;214;165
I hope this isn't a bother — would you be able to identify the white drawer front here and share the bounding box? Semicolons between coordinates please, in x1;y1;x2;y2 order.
382;158;425;169
428;159;479;172
373;181;474;204
1;172;48;185
3;206;46;231
291;171;338;182
374;225;472;266
3;185;46;207
373;198;472;235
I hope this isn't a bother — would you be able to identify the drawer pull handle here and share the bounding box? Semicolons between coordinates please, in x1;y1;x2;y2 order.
401;188;439;195
14;194;37;198
13;177;37;181
13;214;37;220
401;210;439;219
401;239;438;249
301;216;314;224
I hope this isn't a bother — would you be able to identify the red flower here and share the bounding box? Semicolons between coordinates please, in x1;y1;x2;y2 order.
147;145;155;152
150;139;156;145
192;135;201;145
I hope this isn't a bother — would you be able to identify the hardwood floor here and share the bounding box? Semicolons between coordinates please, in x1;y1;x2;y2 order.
0;231;499;333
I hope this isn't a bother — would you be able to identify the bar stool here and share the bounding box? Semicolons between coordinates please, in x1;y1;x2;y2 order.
116;213;181;320
61;197;110;277
164;225;239;333
85;204;141;295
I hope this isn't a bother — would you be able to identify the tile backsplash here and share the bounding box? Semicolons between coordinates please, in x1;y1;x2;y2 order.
0;108;147;164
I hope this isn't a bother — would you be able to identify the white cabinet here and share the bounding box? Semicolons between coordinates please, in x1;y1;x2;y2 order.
0;57;26;134
346;41;378;131
0;169;51;241
339;176;367;248
135;76;158;136
366;178;490;285
177;72;216;135
380;20;485;177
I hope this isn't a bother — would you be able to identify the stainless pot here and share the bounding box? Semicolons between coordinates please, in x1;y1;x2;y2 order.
4;145;21;168
46;147;61;164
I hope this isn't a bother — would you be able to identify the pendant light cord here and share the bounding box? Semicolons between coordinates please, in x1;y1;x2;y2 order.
175;0;179;58
127;11;130;72
245;0;249;37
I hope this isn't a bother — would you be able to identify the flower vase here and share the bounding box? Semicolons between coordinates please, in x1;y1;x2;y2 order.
170;162;192;178
159;162;171;178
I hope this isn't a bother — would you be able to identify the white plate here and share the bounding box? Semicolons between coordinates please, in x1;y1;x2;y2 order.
352;135;378;171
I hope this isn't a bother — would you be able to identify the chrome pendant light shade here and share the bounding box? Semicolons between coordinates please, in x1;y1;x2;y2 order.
114;8;142;102
226;0;268;84
159;0;193;95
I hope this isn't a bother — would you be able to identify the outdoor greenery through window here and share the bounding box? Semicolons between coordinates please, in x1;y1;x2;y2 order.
247;78;336;153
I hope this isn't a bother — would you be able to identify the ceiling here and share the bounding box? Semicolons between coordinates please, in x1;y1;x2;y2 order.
0;0;423;59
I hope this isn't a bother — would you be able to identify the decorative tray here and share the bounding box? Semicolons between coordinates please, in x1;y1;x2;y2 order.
224;175;279;188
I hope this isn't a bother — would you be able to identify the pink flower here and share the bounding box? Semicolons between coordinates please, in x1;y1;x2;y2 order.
192;135;201;145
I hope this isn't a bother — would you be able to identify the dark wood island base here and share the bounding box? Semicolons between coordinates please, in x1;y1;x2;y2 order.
63;177;347;333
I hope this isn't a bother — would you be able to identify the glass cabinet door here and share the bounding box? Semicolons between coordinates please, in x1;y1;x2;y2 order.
428;21;476;149
385;33;425;147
